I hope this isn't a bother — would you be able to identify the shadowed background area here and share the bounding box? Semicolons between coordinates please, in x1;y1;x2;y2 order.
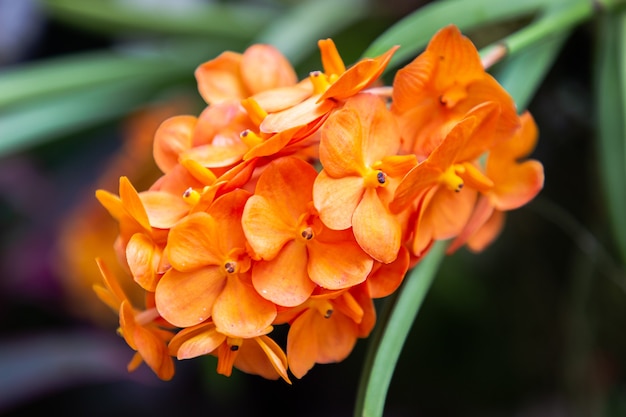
1;0;626;416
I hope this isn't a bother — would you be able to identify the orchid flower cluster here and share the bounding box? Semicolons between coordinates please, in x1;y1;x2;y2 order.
94;25;544;383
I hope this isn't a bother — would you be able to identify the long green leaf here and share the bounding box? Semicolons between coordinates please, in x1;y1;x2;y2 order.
490;29;570;110
0;39;237;109
254;0;372;65
594;11;626;265
41;0;279;39
361;0;561;69
0;80;159;155
354;240;448;417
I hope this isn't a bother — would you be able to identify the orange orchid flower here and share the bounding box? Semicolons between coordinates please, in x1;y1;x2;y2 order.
156;189;277;338
242;156;374;307
313;93;416;263
168;321;290;383
95;176;188;291
195;44;298;106
94;258;175;380
275;284;376;379
259;39;399;134
448;111;545;252
391;24;519;159
391;102;501;256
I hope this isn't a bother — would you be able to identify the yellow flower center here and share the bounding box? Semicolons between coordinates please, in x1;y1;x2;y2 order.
240;97;268;127
313;299;334;319
440;164;465;192
363;168;388;189
310;71;332;95
182;187;201;205
240;129;263;148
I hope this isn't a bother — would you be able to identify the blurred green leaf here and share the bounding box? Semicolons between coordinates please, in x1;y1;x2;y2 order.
0;79;162;155
0;51;187;109
490;28;570;110
361;0;560;71
254;0;372;65
0;38;243;156
354;240;448;417
594;11;626;265
41;0;280;39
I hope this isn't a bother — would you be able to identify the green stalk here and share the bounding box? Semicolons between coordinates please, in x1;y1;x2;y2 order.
481;0;592;58
354;240;447;417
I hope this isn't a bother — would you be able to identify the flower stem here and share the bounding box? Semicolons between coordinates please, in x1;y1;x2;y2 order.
354;240;448;417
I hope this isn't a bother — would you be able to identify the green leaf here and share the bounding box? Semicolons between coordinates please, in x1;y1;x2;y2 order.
0;51;182;109
0;80;160;156
354;240;448;417
489;29;569;111
253;0;372;65
0;38;238;110
41;0;279;39
594;11;626;265
361;0;558;70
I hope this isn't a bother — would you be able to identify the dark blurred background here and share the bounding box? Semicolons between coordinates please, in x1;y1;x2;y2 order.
1;1;626;416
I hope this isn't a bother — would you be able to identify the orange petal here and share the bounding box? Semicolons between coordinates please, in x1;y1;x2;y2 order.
319;107;365;177
391;48;437;116
352;188;401;263
152;115;196;174
252;156;317;222
252;83;313;113
259;95;335;133
286;309;318;378
126;233;161;292
95;189;125;222
416;186;477;247
319;46;399;102
166;212;223;270
195;51;246;104
94;257;127;311
155;266;225;328
467;209;505;252
180;142;247;169
251;240;315;307
491;160;544;211
318;38;346;76
213;274;277;338
287;307;357;378
192;101;252;146
120;302;175;380
391;165;441;214
243;129;294;160
169;322;226;359
241;44;297;94
234;335;291;383
446;194;495;254
242;163;314;259
313;172;364;230
343;94;401;163
348;284;377;337
306;234;373;289
139;190;189;229
366;245;410;298
427;25;484;90
119;176;151;232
